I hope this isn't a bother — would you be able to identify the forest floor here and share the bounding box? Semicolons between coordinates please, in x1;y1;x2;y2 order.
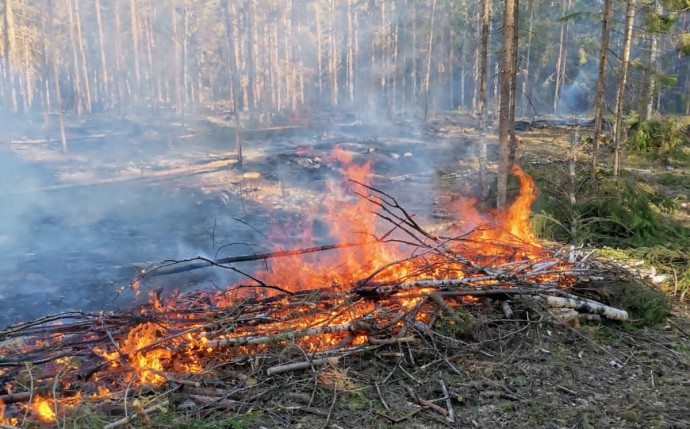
1;112;689;428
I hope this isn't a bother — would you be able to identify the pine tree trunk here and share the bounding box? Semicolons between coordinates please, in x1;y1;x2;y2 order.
130;0;142;97
66;0;83;114
330;0;338;107
478;0;490;195
95;0;111;108
73;0;92;113
522;0;534;116
553;0;568;113
497;0;515;209
224;0;243;168
509;0;519;164
643;0;661;120
3;0;18;112
315;3;323;103
423;0;437;121
613;0;635;177
591;0;613;173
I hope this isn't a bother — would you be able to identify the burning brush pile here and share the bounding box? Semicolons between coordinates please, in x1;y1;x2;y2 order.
0;149;628;427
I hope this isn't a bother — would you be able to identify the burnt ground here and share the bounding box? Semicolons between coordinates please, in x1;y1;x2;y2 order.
0;112;689;427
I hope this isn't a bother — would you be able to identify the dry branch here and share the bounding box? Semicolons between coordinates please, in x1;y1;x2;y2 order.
103;400;169;429
266;357;339;375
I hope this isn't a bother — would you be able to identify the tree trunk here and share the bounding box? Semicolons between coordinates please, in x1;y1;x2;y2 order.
73;0;92;113
509;0;520;165
315;3;323;104
66;0;83;114
423;0;437;121
643;0;662;120
553;0;568;113
497;0;515;209
3;0;18;112
613;0;635;177
47;0;67;152
95;0;111;108
130;0;142;96
224;0;243;168
330;0;338;107
591;0;613;173
245;0;256;119
521;0;534;116
478;0;490;195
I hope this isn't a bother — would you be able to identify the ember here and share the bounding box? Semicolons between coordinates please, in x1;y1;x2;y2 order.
0;150;627;426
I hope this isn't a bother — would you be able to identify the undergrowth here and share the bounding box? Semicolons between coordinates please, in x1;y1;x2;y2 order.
531;169;687;248
627;116;690;163
529;166;690;304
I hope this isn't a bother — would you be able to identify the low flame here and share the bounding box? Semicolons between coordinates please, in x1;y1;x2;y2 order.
30;395;56;423
0;398;18;426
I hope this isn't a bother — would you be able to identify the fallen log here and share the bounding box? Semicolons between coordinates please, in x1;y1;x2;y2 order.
535;295;629;321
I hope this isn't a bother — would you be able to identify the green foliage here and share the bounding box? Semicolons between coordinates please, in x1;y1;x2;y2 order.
679;33;690;56
644;11;677;33
532;170;685;248
627;117;690;162
608;280;670;326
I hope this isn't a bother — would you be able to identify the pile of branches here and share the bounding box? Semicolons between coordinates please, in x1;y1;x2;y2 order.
0;185;628;427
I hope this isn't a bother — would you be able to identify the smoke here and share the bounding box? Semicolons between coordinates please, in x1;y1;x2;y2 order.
554;51;600;116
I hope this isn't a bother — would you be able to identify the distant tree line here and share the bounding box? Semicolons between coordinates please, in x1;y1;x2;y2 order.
0;0;688;121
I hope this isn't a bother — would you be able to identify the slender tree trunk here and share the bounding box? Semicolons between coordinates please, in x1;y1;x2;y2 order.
73;0;92;113
478;0;490;195
315;3;323;104
3;0;18;112
245;0;256;120
643;0;662;120
613;0;635;177
522;0;534;116
114;0;126;113
95;0;111;108
553;0;567;113
330;0;338;107
171;0;182;115
47;0;67;152
497;0;515;209
66;0;83;114
130;0;142;96
347;0;354;102
423;0;437;121
224;0;243;168
591;0;613;173
509;0;520;164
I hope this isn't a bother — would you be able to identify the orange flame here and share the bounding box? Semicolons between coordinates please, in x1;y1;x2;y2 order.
95;155;546;392
0;398;18;426
30;395;56;423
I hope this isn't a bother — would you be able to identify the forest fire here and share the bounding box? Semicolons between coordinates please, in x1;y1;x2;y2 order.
0;149;621;426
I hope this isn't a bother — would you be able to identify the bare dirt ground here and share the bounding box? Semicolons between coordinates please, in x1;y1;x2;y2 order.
1;112;688;428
